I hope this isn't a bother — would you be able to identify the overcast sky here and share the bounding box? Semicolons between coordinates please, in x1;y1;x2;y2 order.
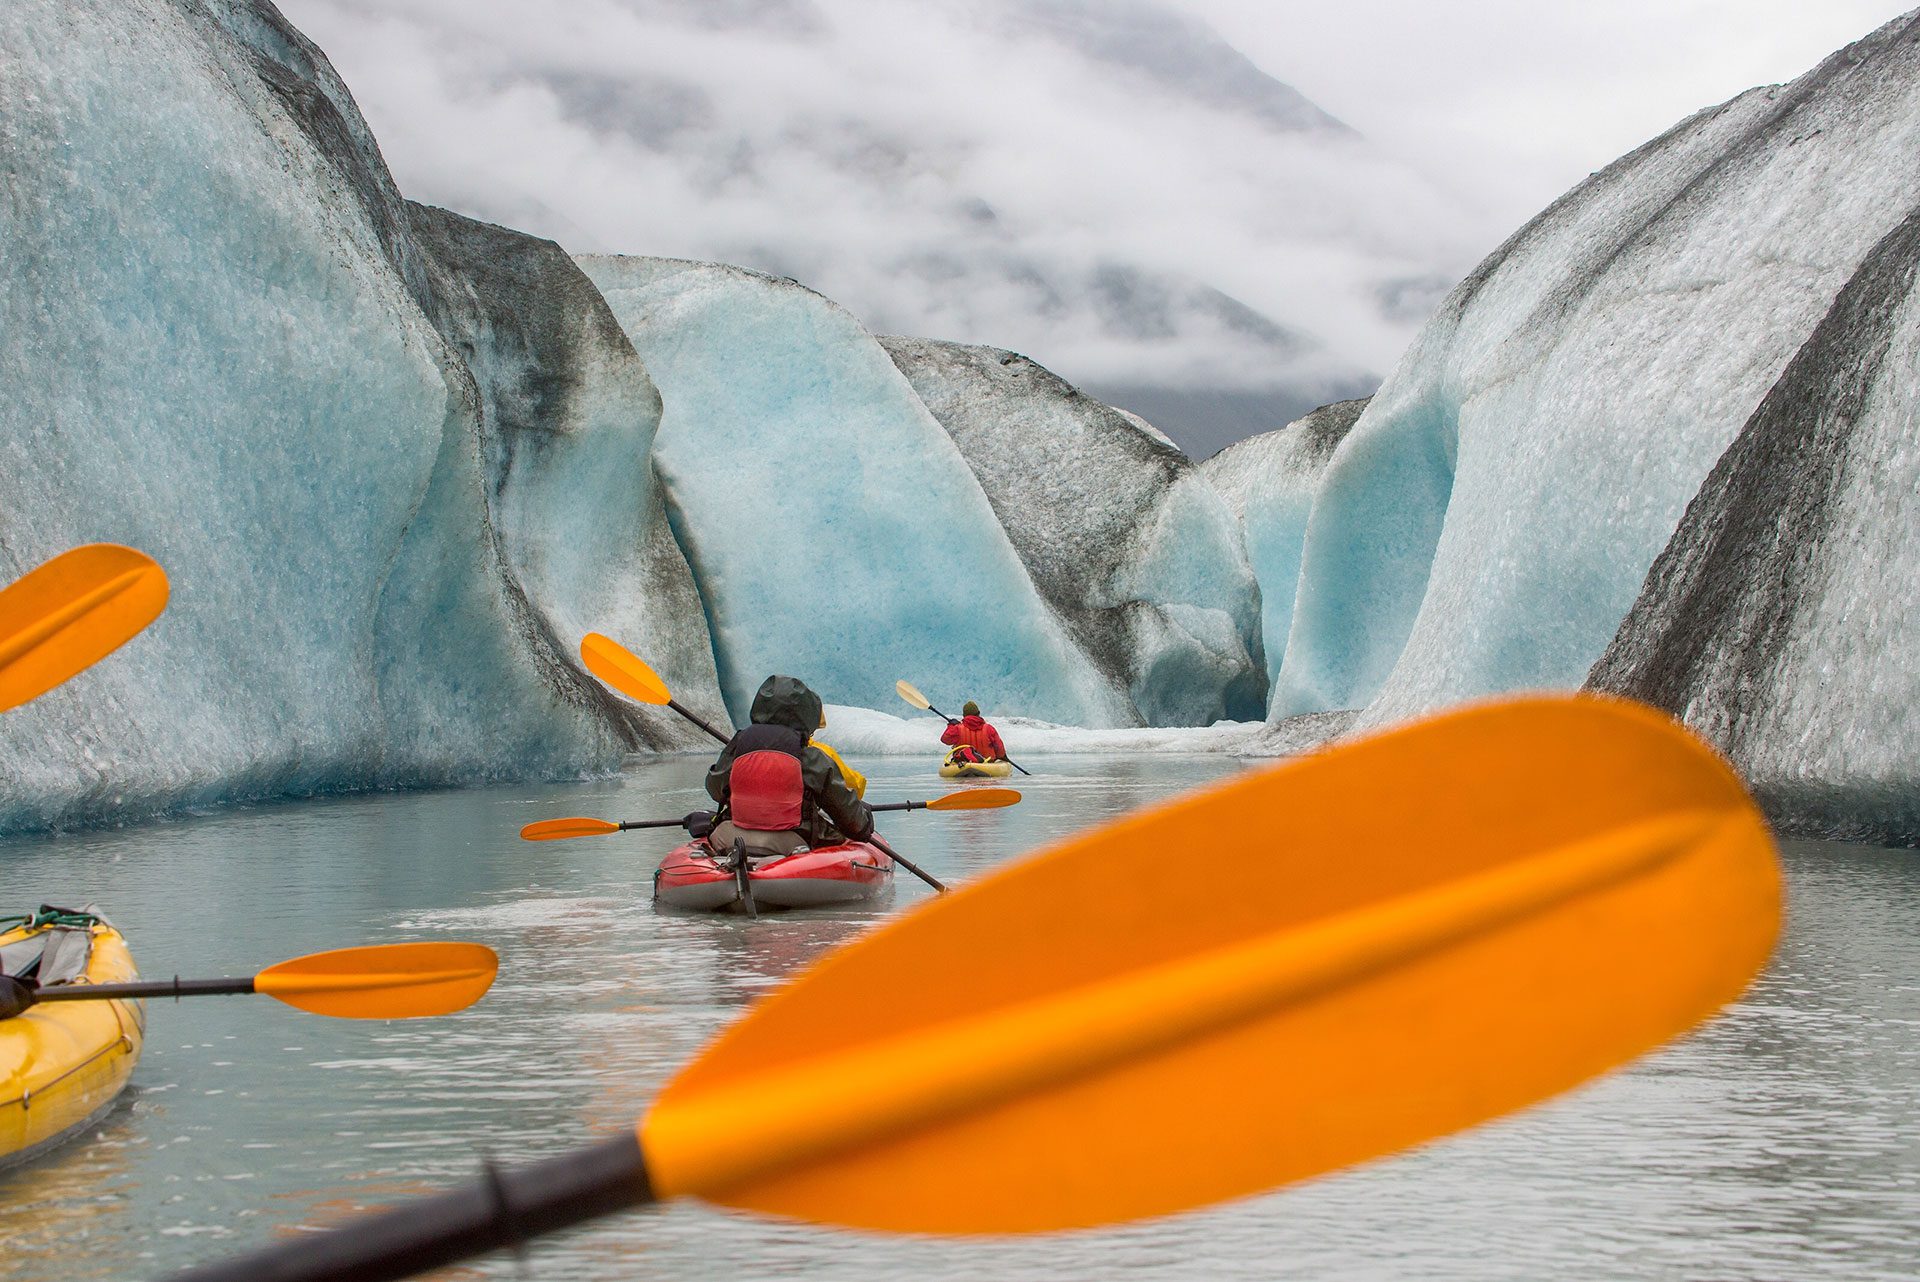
277;0;1912;452
1187;1;1911;226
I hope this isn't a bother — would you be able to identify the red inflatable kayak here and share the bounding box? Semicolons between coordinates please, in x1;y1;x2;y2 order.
653;839;894;912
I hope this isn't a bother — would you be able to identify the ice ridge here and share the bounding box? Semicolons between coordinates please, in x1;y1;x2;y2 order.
1265;10;1920;739
883;338;1266;726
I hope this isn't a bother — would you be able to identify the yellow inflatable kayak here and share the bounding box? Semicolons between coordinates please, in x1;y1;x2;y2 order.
0;908;144;1169
939;756;1014;779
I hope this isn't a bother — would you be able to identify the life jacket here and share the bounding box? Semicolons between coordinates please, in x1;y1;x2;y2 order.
728;749;805;831
812;738;867;798
942;714;1003;758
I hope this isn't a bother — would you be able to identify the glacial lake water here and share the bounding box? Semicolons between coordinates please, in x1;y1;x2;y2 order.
0;752;1915;1281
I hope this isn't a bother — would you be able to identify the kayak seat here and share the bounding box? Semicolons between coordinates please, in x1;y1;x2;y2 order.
0;920;93;987
707;820;807;859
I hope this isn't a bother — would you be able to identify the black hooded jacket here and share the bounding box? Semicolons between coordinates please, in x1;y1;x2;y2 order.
705;676;874;845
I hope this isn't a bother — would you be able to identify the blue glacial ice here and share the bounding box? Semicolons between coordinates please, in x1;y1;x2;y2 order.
1267;10;1920;734
882;338;1265;725
1198;397;1368;688
576;256;1137;728
0;0;719;831
9;0;1916;845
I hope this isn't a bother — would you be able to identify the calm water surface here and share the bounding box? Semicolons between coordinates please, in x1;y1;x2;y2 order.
0;754;1914;1280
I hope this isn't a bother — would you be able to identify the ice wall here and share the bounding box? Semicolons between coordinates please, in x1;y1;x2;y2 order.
400;207;725;747
1199;398;1368;686
1270;10;1920;729
1588;207;1920;846
0;0;716;831
883;338;1265;725
576;257;1134;728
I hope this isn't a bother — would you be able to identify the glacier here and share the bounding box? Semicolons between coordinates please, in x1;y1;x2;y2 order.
1198;397;1368;687
0;0;720;831
882;338;1266;726
6;0;1916;846
0;0;1286;836
575;256;1144;729
1266;10;1920;732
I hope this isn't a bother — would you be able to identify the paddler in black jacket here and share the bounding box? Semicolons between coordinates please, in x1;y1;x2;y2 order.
704;675;875;855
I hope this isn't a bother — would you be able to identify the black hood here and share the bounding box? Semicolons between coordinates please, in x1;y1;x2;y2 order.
749;675;823;737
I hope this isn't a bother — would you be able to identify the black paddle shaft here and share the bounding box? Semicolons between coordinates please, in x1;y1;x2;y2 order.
666;697;731;744
167;1133;654;1282
867;833;947;893
33;977;254;1003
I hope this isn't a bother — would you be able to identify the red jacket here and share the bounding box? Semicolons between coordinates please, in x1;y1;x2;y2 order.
941;714;1006;759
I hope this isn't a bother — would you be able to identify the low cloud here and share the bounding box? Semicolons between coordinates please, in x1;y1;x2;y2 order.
279;0;1503;449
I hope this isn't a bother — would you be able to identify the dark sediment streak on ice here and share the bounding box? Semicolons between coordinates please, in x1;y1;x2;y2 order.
402;206;724;751
224;4;721;760
1590;206;1920;847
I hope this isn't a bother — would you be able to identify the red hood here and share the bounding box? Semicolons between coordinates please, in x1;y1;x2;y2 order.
961;713;987;728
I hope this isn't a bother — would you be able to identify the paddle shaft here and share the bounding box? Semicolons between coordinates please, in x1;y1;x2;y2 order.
865;832;947;893
33;976;253;1002
669;698;949;894
171;1134;655;1282
593;797;986;832
668;697;729;744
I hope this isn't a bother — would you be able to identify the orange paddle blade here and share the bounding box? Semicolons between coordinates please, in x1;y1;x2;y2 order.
254;943;498;1019
0;544;168;712
894;680;932;711
582;633;670;705
639;695;1779;1233
924;788;1020;811
521;816;623;841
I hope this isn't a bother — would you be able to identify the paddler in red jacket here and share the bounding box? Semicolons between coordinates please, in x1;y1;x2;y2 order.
940;700;1007;764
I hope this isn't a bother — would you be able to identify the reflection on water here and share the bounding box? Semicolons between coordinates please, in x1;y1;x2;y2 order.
0;754;1913;1280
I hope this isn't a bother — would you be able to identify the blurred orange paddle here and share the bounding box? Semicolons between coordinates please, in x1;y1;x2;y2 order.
0;543;167;712
170;694;1779;1282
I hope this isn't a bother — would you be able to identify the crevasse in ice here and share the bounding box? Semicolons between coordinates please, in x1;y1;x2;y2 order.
0;0;720;831
1267;11;1920;733
882;338;1265;726
1198;398;1368;687
575;256;1135;728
